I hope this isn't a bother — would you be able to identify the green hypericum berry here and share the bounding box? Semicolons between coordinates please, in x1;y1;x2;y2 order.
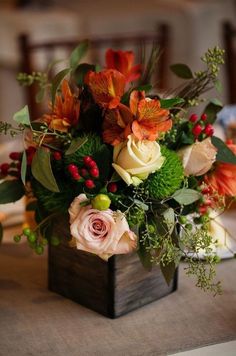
179;216;187;224
148;224;156;234
23;227;31;236
14;235;21;243
185;223;193;231
199;215;209;224
50;236;60;246
35;245;44;255
42;238;48;246
91;194;111;211
27;232;37;243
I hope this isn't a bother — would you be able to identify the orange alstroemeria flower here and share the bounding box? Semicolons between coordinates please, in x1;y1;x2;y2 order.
85;69;126;109
102;90;171;145
129;90;171;141
43;80;80;132
106;49;142;83
205;142;236;197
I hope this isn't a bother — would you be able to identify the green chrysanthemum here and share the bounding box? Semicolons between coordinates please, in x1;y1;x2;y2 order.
146;146;184;200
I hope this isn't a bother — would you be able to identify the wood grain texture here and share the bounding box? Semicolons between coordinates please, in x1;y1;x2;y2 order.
48;222;177;318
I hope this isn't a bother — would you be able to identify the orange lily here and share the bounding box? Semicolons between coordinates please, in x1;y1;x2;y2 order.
106;49;142;83
85;69;126;109
205;141;236;196
43;80;80;132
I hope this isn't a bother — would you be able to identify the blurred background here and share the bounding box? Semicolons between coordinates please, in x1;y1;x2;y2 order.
0;0;236;234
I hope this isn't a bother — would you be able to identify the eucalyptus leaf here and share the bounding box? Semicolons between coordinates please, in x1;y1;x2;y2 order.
203;100;222;124
170;63;193;79
172;188;201;205
160;261;176;285
211;136;236;164
51;68;71;107
20;150;27;185
133;199;149;211
160;97;185;109
13;105;30;126
65;137;88;155
36;87;45;103
163;208;175;234
0;180;25;204
31;148;60;192
70;40;89;69
74;63;95;86
215;79;222;93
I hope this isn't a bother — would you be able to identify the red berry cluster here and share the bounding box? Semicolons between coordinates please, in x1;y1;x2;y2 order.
189;113;214;140
67;156;100;189
198;184;219;215
0;146;36;178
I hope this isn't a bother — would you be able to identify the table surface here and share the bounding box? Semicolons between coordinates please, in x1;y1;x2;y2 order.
0;225;236;356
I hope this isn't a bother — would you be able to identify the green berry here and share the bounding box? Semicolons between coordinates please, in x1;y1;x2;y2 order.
23;227;31;237
199;215;209;224
42;238;48;246
50;236;60;246
179;216;187;224
185;223;193;231
148;224;156;234
35;245;44;255
27;232;37;243
91;194;111;211
14;235;21;243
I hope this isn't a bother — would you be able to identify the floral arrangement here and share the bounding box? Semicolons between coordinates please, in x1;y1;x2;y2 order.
0;42;235;294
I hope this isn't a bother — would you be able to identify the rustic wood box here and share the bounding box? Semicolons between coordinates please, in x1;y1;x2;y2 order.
48;224;178;318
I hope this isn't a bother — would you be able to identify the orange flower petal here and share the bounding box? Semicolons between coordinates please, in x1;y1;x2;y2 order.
129;90;145;116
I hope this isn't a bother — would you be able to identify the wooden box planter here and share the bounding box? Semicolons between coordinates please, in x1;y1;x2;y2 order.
48;222;178;318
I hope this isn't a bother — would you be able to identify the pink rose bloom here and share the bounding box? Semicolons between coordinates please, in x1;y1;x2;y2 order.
69;194;137;260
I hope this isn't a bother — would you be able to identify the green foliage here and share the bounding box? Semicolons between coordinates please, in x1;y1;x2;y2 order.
20;150;27;185
172;188;202;205
65;137;88;155
31;148;60;193
0;180;25;204
170;63;193;79
147;146;184;200
69;40;89;69
51;68;71;107
160;97;185;109
203;99;222;124
211;136;236;164
126;205;145;228
74;63;95;86
13;105;30;126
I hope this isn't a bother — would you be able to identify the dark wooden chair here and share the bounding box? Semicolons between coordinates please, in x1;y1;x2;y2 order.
223;21;236;103
18;24;170;119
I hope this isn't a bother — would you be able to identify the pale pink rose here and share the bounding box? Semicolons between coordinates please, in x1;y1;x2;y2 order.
177;138;217;176
69;194;137;260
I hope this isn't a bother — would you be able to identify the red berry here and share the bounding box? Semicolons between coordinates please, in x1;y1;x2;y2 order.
68;164;78;174
85;179;95;189
90;167;99;178
201;186;211;195
83;156;92;166
108;182;117;193
72;172;82;181
199;205;208;215
201;113;207;121
27;154;34;165
0;163;10;175
53;151;62;161
204;123;214;136
9;152;21;161
189;114;198;123
26;146;36;155
80;168;89;177
87;160;97;169
192;124;202;136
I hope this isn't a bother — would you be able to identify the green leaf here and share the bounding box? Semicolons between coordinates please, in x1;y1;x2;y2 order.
203;99;222;124
0;223;3;243
65;137;88;155
20;150;27;185
160;261;176;285
170;63;193;79
137;241;153;271
69;40;89;69
74;63;95;86
172;188;201;205
13;105;30;126
134;84;152;92
180;131;194;145
31;148;60;192
133;199;149;211
160;97;185;109
51;68;71;107
215;79;222;93
0;180;25;204
211;136;236;164
35;87;45;103
109;171;121;183
163;208;175;234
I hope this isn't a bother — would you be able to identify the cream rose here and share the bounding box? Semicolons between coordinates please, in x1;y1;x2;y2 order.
112;134;165;185
177;138;217;176
69;194;137;260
